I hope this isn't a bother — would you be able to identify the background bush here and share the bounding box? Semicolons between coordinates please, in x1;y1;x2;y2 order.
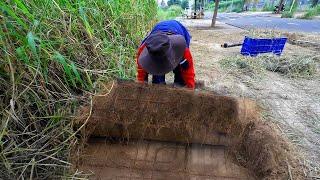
262;3;275;11
281;11;294;18
158;5;183;20
300;5;320;19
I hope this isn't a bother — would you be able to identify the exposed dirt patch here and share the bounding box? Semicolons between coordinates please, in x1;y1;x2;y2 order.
75;81;303;179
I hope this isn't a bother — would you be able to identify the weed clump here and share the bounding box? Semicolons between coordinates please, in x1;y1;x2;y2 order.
262;3;275;11
300;5;320;19
281;11;294;18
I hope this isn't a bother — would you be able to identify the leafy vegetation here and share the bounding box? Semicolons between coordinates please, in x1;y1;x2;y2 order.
165;0;189;9
0;0;157;179
300;5;320;19
281;11;294;18
281;0;299;18
208;0;243;10
167;0;182;6
158;5;183;20
262;3;275;11
181;0;190;9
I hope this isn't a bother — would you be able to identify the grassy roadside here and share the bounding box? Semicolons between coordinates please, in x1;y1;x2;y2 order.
0;0;157;179
157;5;183;20
300;5;320;19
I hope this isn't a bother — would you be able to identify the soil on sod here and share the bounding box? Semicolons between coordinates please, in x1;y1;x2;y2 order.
75;81;304;179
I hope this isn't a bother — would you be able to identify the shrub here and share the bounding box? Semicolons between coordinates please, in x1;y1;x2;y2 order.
262;3;275;11
208;0;243;11
300;5;320;19
281;11;294;18
158;5;183;20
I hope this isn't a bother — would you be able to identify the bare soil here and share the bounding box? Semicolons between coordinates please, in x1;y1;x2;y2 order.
75;81;303;179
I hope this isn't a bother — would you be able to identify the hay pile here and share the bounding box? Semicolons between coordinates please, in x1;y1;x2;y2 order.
220;54;318;78
263;54;318;77
76;80;304;179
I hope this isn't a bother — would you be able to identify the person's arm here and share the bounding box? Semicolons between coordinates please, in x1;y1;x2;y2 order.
180;48;195;89
136;44;148;82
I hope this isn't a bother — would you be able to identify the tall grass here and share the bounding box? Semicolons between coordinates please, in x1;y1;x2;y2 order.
262;3;275;11
158;5;183;20
0;0;157;179
207;0;243;11
281;11;294;18
300;5;320;19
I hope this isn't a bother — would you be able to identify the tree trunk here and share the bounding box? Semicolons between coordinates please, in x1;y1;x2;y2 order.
276;0;285;13
211;0;220;27
242;0;249;11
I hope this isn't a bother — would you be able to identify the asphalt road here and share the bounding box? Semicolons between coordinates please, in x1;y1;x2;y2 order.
205;12;320;33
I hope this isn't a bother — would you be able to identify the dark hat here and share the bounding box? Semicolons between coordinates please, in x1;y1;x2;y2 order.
138;32;186;75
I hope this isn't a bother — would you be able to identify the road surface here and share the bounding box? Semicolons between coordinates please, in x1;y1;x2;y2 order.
205;12;320;33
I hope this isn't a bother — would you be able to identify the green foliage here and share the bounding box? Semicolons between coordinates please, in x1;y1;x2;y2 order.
232;6;244;12
181;0;189;9
158;5;183;20
312;0;319;7
279;0;298;18
300;5;320;19
0;0;157;179
262;3;275;11
208;0;243;11
281;11;294;18
168;0;182;6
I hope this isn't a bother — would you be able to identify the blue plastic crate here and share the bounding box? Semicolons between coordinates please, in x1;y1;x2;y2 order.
240;36;287;56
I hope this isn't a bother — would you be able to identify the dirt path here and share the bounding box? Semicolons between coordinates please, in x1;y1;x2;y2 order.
180;18;320;177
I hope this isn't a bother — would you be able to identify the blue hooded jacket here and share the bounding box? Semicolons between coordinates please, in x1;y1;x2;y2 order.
141;20;191;47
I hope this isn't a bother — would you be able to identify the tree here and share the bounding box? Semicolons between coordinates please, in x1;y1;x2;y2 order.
289;0;297;12
167;0;182;6
275;0;285;13
181;0;189;9
311;0;319;7
242;0;253;11
211;0;220;27
161;0;166;8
